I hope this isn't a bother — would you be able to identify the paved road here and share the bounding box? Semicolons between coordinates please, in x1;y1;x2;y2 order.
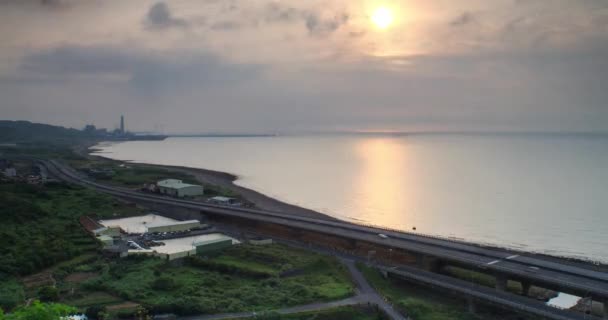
180;258;406;320
181;296;364;320
341;258;407;320
41;160;608;304
225;230;604;320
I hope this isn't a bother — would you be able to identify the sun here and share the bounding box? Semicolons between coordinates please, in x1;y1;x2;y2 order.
371;7;394;29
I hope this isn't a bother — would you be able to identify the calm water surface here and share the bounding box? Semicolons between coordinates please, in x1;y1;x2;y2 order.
92;134;608;262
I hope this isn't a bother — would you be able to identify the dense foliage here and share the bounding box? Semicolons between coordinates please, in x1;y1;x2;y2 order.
0;301;76;320
77;245;353;316
0;182;105;276
0;180;141;310
0;120;90;145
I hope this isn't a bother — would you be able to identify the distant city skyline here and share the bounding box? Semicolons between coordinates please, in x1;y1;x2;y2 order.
1;0;607;133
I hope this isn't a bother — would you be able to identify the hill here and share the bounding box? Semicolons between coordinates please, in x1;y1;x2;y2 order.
0;120;90;145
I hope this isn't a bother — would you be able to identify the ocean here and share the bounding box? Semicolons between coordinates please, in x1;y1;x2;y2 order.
91;133;608;263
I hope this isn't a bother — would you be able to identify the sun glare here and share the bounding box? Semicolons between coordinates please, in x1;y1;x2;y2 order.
371;7;394;29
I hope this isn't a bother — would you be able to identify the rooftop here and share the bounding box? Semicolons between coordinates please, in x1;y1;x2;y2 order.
157;179;201;190
99;214;182;234
153;233;237;255
210;196;235;202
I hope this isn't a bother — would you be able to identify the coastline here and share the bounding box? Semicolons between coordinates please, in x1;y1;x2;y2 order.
86;145;338;222
84;143;608;269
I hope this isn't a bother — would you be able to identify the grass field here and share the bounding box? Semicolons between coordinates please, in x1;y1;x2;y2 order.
0;176;143;310
74;244;353;316
357;263;538;320
240;305;387;320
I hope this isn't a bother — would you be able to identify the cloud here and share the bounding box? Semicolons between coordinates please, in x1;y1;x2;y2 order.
210;20;241;31
450;12;477;27
263;2;302;23
19;45;261;92
144;2;188;30
260;2;349;36
305;12;349;36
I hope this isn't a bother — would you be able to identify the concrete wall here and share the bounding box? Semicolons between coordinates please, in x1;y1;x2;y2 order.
167;248;196;261
177;186;204;198
148;221;201;233
100;226;121;237
195;239;233;255
159;185;203;198
250;239;273;245
125;199;205;221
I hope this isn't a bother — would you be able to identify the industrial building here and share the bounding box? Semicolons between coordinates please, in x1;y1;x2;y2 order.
147;220;201;233
157;179;204;198
208;196;238;205
135;234;237;261
194;238;233;255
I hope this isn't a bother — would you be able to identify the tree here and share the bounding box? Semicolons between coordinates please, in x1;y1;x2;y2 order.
37;287;59;302
151;277;176;290
1;300;76;320
85;306;107;320
135;306;151;320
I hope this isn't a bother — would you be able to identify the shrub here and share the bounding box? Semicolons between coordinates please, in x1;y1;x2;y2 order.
152;277;177;290
85;305;107;320
38;286;59;302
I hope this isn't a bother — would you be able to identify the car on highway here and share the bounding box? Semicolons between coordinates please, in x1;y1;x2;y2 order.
378;233;389;239
526;266;540;273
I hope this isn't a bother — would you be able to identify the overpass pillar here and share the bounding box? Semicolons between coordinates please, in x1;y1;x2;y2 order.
416;254;425;268
495;274;508;291
466;296;476;314
521;281;531;296
348;238;357;250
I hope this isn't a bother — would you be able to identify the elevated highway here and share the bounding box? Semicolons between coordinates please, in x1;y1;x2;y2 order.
41;159;608;319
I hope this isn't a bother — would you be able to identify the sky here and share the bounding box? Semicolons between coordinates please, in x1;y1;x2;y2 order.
0;0;607;133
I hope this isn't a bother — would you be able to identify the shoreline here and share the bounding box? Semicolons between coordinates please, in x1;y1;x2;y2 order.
87;145;338;222
83;143;608;270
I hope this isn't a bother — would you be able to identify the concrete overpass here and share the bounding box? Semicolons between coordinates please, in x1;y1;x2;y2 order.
41;159;608;319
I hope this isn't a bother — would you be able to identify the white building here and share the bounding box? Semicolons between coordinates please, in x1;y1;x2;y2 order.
208;196;238;205
3;167;16;177
157;179;204;198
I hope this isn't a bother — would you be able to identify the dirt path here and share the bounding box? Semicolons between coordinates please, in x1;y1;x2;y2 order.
179;258;406;320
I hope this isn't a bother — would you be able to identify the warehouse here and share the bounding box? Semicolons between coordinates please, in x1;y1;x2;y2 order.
194;238;233;255
99;214;185;234
152;233;237;261
147;220;201;233
157;179;204;198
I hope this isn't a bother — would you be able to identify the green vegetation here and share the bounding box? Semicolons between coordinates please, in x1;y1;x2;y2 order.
243;306;386;320
442;266;554;299
0;177;143;310
0;278;25;311
101;165;197;187
0;120;91;146
357;263;477;320
0;181;139;276
357;264;535;320
71;244;353;316
0;301;76;320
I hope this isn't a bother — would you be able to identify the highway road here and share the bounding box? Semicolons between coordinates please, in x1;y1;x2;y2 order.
41;159;608;302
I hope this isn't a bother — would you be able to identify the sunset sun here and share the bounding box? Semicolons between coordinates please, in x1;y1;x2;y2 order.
371;6;394;29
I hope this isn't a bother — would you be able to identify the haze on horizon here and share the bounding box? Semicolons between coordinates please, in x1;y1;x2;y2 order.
0;0;607;134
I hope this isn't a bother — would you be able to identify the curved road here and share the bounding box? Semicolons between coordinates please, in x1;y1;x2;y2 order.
40;159;608;320
180;258;406;320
